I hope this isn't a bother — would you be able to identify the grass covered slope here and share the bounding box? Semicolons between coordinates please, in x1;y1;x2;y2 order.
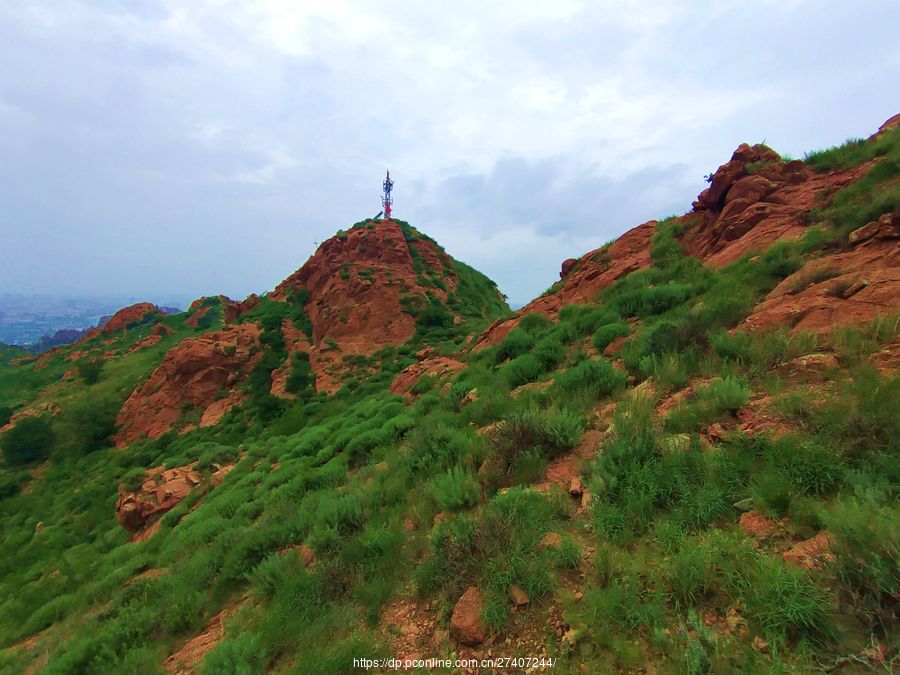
0;123;898;673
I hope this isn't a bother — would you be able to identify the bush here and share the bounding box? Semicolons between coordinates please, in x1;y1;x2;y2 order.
700;377;750;414
285;351;315;393
493;408;584;473
1;416;55;465
518;312;552;334
555;358;626;399
558;305;619;335
533;336;565;370
428;467;481;511
496;329;534;362
611;284;692;318
500;354;543;387
75;358;103;385
665;544;712;607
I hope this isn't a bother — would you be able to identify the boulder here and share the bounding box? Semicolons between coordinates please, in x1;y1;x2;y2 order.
450;587;487;645
509;584;529;606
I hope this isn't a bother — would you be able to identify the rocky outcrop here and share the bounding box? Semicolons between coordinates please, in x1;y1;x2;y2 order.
187;295;261;325
127;322;174;353
100;302;162;334
271;221;440;354
743;211;899;334
271;220;504;392
115;462;234;539
390;349;466;400
476;219;660;347
115;465;201;533
114;323;262;446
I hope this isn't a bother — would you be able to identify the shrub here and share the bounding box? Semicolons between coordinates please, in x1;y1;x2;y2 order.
1;416;55;465
558;305;619;335
740;555;834;643
247;552;298;599
408;422;477;473
533;336;565;370
555;358;626;399
285;351;315;393
75;358;103;385
518;312;552;334
493;408;584;474
495;329;534;362
665;544;712;607
611;284;692;318
804;128;897;172
500;354;543;387
770;437;842;497
428;467;481;511
700;377;750;414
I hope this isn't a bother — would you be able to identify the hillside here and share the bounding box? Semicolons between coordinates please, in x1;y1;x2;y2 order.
0;117;898;674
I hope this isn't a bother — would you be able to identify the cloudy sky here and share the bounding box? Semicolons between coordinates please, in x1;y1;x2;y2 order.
1;1;898;307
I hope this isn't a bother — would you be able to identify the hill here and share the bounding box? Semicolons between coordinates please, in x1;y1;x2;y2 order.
0;117;898;673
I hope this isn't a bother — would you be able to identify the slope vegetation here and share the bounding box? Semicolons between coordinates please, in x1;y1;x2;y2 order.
0;118;897;674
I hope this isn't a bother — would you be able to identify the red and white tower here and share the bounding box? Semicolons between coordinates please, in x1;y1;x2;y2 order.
381;170;393;220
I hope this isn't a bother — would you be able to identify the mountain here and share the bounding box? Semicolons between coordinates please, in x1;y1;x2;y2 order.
0;116;897;673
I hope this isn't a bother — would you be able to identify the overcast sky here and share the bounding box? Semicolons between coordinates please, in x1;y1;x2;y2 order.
1;1;898;308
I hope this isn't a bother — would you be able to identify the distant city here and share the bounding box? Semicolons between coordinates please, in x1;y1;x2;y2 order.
0;294;186;348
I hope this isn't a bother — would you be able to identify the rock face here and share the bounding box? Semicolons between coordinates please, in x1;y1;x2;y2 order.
682;143;872;268
743;210;899;334
450;587;487;645
114;323;262;446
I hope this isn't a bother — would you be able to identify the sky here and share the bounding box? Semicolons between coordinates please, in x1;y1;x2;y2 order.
1;1;898;308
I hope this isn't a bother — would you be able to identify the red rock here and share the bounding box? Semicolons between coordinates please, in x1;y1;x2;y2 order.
475;219;662;348
706;423;727;442
738;510;779;539
298;543;316;568
114;323;262;446
450;587;487;645
560;258;578;278
568;476;583;498
101;302;161;334
725;175;779;205
115;465;201;533
782;532;833;570
509;584;529;606
538;532;562;550
848;211;899;246
269;220;503;391
389;355;466;400
875;112;900;136
743;235;900;335
701;159;746;211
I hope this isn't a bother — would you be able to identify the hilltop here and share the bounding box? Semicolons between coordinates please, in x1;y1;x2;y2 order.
0;116;898;674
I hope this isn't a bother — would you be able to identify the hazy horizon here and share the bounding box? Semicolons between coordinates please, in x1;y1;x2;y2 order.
1;1;898;307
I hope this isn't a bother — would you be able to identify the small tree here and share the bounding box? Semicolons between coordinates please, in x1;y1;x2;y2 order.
1;416;55;465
